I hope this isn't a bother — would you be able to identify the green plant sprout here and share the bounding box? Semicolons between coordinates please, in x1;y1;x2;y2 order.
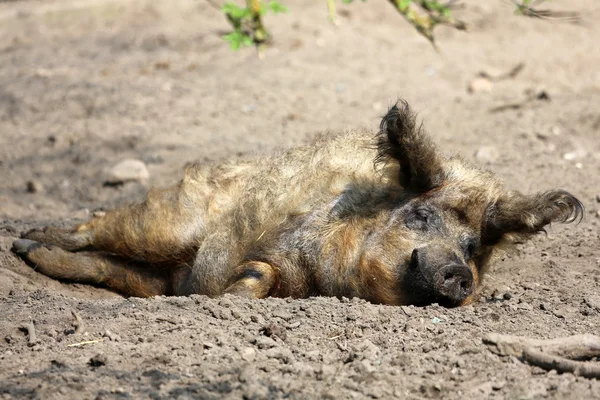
215;0;578;53
221;0;288;52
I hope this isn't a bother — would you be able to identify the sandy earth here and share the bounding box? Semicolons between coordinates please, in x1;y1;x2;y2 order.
1;0;600;398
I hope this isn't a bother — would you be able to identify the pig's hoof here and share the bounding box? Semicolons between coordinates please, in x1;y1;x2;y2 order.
12;239;43;255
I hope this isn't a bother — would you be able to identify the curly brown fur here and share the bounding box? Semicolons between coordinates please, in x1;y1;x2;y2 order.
12;100;583;307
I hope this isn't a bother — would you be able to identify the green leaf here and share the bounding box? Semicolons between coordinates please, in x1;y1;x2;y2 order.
222;30;253;50
222;31;243;50
222;2;250;20
241;34;254;46
398;0;412;11
267;1;288;14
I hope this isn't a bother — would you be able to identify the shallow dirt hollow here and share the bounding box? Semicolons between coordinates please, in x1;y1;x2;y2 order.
1;0;600;398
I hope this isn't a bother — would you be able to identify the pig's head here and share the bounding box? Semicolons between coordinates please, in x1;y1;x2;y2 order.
373;102;583;307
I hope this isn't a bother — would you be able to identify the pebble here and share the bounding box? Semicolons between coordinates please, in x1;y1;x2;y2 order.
475;146;500;164
105;159;149;185
467;77;493;93
240;347;256;362
596;194;600;203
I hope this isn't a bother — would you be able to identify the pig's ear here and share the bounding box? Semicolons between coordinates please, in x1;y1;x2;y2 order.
481;190;583;245
377;101;445;192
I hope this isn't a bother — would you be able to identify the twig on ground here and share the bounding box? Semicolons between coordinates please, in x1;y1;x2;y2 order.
483;333;600;378
523;348;600;379
67;338;105;347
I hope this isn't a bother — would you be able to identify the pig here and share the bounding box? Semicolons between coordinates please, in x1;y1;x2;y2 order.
12;101;583;307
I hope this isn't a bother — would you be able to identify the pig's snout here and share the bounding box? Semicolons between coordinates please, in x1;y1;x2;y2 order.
432;264;474;305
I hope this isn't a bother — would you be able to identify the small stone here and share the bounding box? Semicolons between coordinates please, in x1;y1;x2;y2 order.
475;146;500;164
240;347;256;362
595;194;600;203
105;159;149;185
467;77;493;93
503;292;513;300
26;180;43;193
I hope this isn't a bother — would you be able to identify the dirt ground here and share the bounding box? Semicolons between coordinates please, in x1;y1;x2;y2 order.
1;0;600;398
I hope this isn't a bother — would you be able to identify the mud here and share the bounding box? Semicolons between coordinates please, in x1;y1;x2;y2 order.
1;0;600;398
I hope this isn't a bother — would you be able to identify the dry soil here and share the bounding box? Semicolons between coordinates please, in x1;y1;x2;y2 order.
1;0;600;399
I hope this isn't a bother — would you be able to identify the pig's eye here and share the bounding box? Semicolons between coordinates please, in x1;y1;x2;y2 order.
405;207;441;231
461;237;478;260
